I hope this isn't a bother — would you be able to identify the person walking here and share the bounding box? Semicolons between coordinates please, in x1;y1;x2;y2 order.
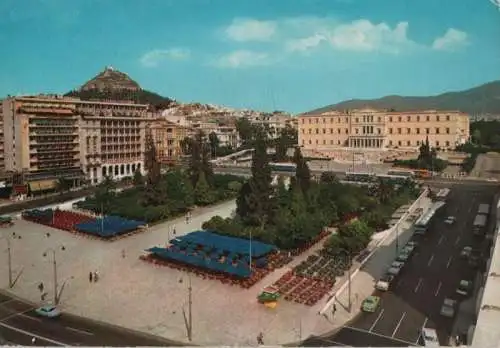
89;272;93;283
93;271;99;282
257;332;264;345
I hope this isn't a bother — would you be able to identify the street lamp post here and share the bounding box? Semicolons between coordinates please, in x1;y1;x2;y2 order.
181;274;193;341
1;233;22;289
42;246;65;305
338;249;352;312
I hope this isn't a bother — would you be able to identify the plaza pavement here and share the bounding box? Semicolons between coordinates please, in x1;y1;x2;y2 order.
0;196;431;345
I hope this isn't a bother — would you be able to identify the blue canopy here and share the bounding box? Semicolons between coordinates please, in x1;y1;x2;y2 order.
75;216;146;237
147;247;251;278
174;230;277;258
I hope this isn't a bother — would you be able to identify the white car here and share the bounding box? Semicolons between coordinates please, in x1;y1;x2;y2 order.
460;246;472;259
456;280;472;296
375;274;394;291
421;328;440;347
445;216;456;224
440;298;456;318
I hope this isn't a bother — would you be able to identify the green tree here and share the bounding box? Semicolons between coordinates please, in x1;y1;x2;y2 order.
236;130;274;227
143;133;166;206
188;131;204;187
471;129;481;144
293;147;311;195
180;137;192;155
56;177;71;194
200;134;214;187
133;169;143;187
194;172;214;205
235;118;254;147
208;132;220;157
94;176;116;213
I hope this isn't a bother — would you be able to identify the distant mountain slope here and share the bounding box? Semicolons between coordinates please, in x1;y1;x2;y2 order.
308;81;500;115
65;66;175;110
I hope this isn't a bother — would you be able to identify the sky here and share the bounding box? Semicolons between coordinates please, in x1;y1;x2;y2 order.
0;0;499;113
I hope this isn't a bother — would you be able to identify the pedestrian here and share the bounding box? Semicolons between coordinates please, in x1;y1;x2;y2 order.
93;271;99;282
121;249;126;258
173;226;177;235
257;332;264;345
38;282;44;293
89;272;93;283
333;303;337;313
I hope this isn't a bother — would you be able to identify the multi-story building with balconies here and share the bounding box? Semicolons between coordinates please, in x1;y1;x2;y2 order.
77;100;148;184
298;108;469;160
2;95;149;191
249;113;298;139
0;100;5;174
2;96;84;193
147;118;189;164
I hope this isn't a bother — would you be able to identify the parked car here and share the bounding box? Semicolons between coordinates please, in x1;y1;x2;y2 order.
440;298;456;318
444;216;456;224
361;296;381;313
403;243;415;254
406;240;419;249
460;246;472;259
456;280;473;296
35;305;61;318
375;274;394;291
397;250;411;262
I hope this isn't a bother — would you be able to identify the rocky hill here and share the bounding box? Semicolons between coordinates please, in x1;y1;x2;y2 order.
307;80;500;115
65;66;175;110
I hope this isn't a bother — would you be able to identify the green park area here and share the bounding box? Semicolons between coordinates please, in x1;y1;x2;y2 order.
392;138;448;172
202;129;420;257
76;132;245;223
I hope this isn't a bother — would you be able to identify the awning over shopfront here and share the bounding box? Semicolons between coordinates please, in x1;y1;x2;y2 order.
29;180;56;192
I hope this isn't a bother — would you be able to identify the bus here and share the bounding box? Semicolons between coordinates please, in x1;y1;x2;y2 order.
473;214;487;236
414;169;433;179
414;209;436;235
435;188;450;201
344;172;377;183
478;204;490;216
269;162;297;173
377;174;412;185
388;169;415;178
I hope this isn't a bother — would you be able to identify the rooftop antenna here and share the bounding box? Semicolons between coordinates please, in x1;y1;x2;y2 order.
491;0;500;10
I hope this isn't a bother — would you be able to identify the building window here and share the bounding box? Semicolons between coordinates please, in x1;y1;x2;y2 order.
316;139;319;144
436;128;440;134
398;141;402;146
330;140;334;145
416;128;420;134
323;140;326;144
338;140;341;145
316;128;319;134
446;128;450;134
315;118;319;123
446;115;450;121
355;117;359;123
426;115;430;121
407;128;411;134
426;128;430;134
330;118;334;123
407;116;411;122
389;140;393;146
436;116;440;122
323;118;326;123
389;128;393;134
417;140;420;145
337;129;341;134
329;128;333;134
308;129;312;134
378;117;381;122
407;141;411;146
398;116;402;122
308;119;312;124
436;141;440;146
446;141;450;147
345;117;348;123
345;129;348;134
308;140;312;144
355;128;359;134
417;115;420;121
389;117;393;122
302;119;305;124
377;128;381;134
323;128;326;134
301;129;305;134
397;128;402;134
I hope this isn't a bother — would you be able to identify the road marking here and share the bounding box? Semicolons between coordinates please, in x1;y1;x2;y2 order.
20;314;41;322
455;236;461;246
0;299;16;306
0;308;35;322
344;325;416;346
427;254;434;267
435;282;442;296
0;321;65;346
314;337;347;346
369;309;384;332
438;236;444;245
416;318;429;344
392;312;407;338
414;278;423;293
447;256;453;268
65;326;94;336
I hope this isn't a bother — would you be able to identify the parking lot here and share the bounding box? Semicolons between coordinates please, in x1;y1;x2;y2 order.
305;185;494;347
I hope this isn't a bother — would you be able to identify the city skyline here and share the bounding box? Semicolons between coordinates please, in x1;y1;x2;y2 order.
1;0;499;113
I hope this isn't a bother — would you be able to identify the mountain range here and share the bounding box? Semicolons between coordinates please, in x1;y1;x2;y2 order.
307;81;500;115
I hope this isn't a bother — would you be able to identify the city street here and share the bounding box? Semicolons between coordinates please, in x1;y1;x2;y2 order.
303;185;494;346
0;292;180;346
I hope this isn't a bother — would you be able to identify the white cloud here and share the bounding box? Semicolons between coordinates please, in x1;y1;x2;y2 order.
286;19;413;54
214;50;271;68
432;28;468;51
225;18;276;42
140;48;190;67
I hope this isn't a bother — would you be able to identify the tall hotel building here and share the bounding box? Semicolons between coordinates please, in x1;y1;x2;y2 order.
1;95;148;192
